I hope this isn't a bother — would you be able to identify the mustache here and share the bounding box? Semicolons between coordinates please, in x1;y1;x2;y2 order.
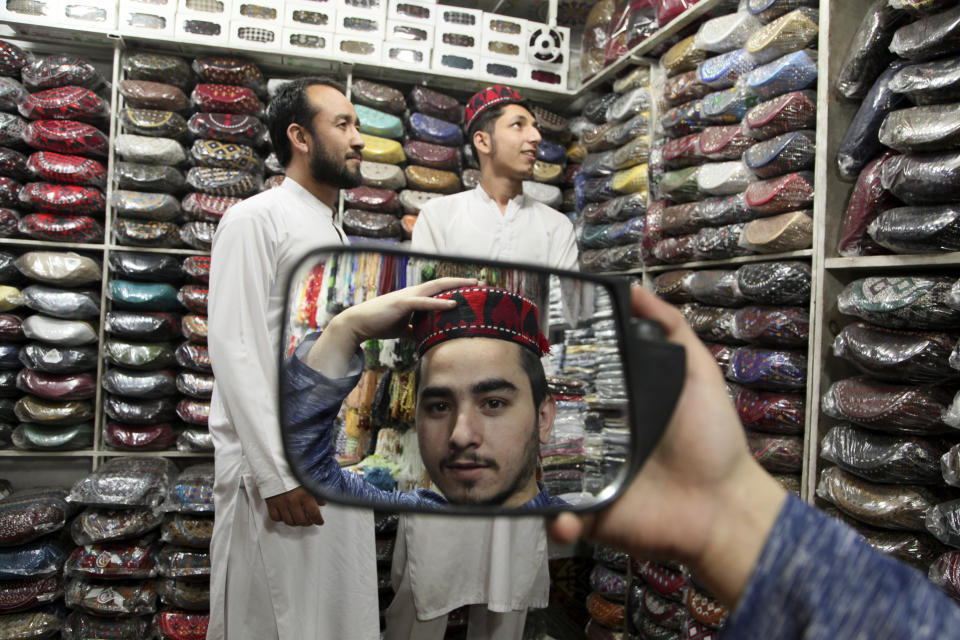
345;152;362;160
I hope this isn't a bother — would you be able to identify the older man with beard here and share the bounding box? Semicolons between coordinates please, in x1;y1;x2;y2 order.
206;77;379;640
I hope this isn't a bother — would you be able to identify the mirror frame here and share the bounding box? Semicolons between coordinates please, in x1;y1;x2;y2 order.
278;245;686;516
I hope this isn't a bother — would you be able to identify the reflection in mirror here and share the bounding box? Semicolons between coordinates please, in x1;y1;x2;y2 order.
280;249;630;514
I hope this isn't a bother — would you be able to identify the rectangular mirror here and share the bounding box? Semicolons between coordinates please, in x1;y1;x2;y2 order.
278;246;683;515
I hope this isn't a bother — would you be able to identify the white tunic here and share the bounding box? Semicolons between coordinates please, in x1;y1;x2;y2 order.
395;185;580;632
206;178;379;640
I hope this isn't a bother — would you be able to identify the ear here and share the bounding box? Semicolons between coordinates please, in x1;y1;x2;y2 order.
537;393;556;445
287;122;310;156
473;129;492;157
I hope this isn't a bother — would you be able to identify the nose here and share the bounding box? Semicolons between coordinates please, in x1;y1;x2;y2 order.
350;125;365;151
449;407;483;451
528;125;542;145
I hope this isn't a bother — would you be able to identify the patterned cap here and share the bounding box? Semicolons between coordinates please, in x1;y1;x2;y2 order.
411;285;549;357
463;84;525;133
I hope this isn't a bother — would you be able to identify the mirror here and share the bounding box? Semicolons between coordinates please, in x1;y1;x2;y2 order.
278;246;684;515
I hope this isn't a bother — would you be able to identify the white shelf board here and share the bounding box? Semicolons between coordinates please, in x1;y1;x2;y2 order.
0;239;106;252
107;244;210;257
825;253;960;270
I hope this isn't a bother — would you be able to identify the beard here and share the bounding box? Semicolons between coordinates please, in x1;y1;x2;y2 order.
307;135;362;189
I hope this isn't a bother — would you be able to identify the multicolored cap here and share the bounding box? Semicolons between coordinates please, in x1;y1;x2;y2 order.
463;84;526;134
411;285;550;358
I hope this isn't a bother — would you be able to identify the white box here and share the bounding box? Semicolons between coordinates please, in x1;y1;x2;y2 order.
437;25;479;53
59;0;118;29
481;57;522;83
436;5;480;33
230;17;283;49
125;0;174;6
119;1;176;37
333;34;381;63
338;0;387;13
284;1;335;30
524;22;570;71
387;0;434;24
233;0;281;22
282;27;333;54
336;7;386;38
385;19;432;46
0;0;61;26
431;43;478;75
524;61;568;91
382;41;430;70
177;0;231;15
481;15;526;62
174;10;229;43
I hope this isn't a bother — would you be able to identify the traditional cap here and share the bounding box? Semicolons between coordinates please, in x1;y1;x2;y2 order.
411;285;550;358
463;84;526;134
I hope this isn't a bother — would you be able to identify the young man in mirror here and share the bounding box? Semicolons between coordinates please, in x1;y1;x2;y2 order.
206;77;379;640
401;86;580;639
282;280;567;510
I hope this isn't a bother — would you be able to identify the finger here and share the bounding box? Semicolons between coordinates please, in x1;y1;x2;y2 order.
404;296;459;312
545;512;584;545
280;505;296;527
267;504;282;522
289;499;310;527
414;277;478;296
303;497;324;526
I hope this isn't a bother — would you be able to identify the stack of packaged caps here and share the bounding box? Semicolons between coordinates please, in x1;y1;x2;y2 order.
0;41;109;244
543;374;587;500
650;0;819;265
572;64;651;273
818;274;960;594
584;543;629;639
0;484;75;639
61;457;176;638
103;250;213;454
6;251;100;451
153;463;214;639
347;79;462;242
655;260;811;496
834;0;960;256
627;556;729;639
525;104;569;212
374;512;398;627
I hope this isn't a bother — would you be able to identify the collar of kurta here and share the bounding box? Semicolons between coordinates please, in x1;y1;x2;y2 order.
474;184;528;214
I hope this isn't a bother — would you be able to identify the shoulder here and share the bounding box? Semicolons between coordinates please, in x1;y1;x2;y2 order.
212;190;285;247
419;190;473;218
529;201;575;234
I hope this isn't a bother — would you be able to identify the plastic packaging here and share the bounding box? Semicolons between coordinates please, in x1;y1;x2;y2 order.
119;79;189;111
19;56;100;92
189;139;262;173
19;342;97;374
185;167;261;198
821;423;947;485
879;103;960;153
27;152;106;188
182;257;210;283
406;164;462;193
743;129;815;178
177;372;214;400
190;84;262;116
119;108;188;140
679;303;740;343
833;322;957;384
113;219;180;248
837;153;901;256
743;91;817;142
70;507;162;546
17;183;105;216
192;56;265;94
685;586;728;628
660;166;701;202
22;286;98;319
177;428;212;453
0;573;61;613
175;343;211;373
12;422;93;451
104;395;176;424
662;133;705;170
735;387;805;434
24;120;108;157
0;40;31;78
836;0;907;94
890;4;960;61
739;210;812;253
744;49;818;100
699;125;756;161
108;280;181;312
68;456;176;509
701;85;760;125
0;78;27;114
837;276;960;330
697;49;763;90
155;609;209;640
0;537;68;579
180;222;215;252
0;488;73;546
62;611;152;640
17;369;95;401
881;151;960;205
661;202;703;235
580;217;645;250
636;559;688;600
112;190;180;221
0;286;21;312
102;369;177;399
821;377;953;435
580;245;647;272
21;316;97;347
868;204;960;253
64;539;158;579
0;114;26;150
115;134;186;166
943;443;960;486
161;513;213;549
696;160;755;196
0;315;22;341
662;35;707;77
122;52;190;87
724;346;806;390
0;147;28;182
929;551;960;599
660;100;704;138
18;212;101;244
652;234;697;264
731;306;808;347
745;7;819;64
817;465;939;531
103;340;176;370
687;270;745;307
181;194;240;224
164;463;214;514
747;431;803;473
176;400;209;426
65;578;157;616
695;12;762;53
157;578;210;612
176;286;208;315
889;55;960;105
109;252;182;283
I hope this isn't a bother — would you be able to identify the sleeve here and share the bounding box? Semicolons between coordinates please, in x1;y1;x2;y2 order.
723;495;960;640
550;214;580;272
409;203;442;255
549;213;588;327
208;213;297;498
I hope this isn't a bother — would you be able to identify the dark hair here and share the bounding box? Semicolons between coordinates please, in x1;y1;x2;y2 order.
267;76;347;167
467;99;532;159
414;341;549;411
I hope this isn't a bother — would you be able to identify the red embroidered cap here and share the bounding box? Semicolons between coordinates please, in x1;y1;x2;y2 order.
463;84;526;134
411;285;549;358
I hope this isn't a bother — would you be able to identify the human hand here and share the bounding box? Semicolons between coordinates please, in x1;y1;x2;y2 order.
265;486;326;526
546;284;786;606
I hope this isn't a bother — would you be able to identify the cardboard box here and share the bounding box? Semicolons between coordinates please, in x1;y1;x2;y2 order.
119;0;176;37
387;0;435;24
481;57;522;83
174;10;229;43
230;17;283;49
436;5;480;32
281;27;333;54
337;0;387;13
336;6;386;38
177;0;231;15
431;43;478;75
524;61;568;91
333;34;382;62
382;41;430;70
385;18;432;47
58;0;118;29
0;0;62;26
284;1;335;30
524;22;570;71
233;0;281;22
481;14;526;62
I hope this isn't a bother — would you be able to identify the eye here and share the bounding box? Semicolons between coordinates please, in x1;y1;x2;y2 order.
424;401;451;415
483;398;507;410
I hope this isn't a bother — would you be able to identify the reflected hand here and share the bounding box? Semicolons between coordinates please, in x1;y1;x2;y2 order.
546;285;786;606
265;486;326;526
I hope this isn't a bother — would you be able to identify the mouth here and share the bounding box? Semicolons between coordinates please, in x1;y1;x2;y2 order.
521;151;537;161
445;461;492;481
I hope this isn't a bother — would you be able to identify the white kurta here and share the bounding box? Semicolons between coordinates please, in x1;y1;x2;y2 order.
206;178;379;640
387;185;580;638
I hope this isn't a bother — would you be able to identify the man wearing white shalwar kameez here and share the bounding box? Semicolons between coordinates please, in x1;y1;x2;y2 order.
206;78;379;640
392;85;579;640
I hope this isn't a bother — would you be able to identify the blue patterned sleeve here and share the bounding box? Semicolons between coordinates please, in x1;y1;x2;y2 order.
723;494;960;639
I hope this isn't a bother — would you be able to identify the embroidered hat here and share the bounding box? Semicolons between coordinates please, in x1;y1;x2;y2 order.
463;84;525;133
411;285;549;357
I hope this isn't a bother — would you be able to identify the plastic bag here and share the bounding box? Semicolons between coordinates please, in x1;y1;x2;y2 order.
103;340;176;370
731;306;808;347
176;400;209;426
102;369;177;399
660;99;704;138
0;488;73;546
62;611;151;640
113;219;181;248
12;423;93;451
837;62;911;181
833;322;957;384
22;286;98;319
605;87;651;123
175;343;211;373
579;245;647;272
119;108;187;140
65;578;157;616
890;3;960;61
109;252;182;283
700;192;754;226
837;153;901;256
662;133;705;169
738;210;813;253
580;217;645;250
407;112;462;147
837;0;910;100
17;369;95;401
0;539;68;579
158;578;210;611
155;610;209;640
880;103;960;154
186;112;266;147
695;12;762;53
662;35;708;77
699;125;756;161
581;0;615;81
822;376;953;435
410;86;461;123
112;190;181;222
0;286;21;312
698;49;763;90
735;387;805;434
114;163;183;195
0;209;19;238
724;346;806;390
103;395;176;425
889;54;960;105
0;178;16;210
115;134;186;166
108;280;181;312
21;316;97;346
661;201;704;235
652;234;697;264
177;428;212;453
747;0;817;22
182;257;210;283
70;508;162;546
0;147;28;182
0;40;31;79
103;422;177;451
817;465;939;531
743;91;817;141
165;464;214;514
943;443;960;486
185;167;261;198
192;56;265;94
180;222;215;252
119;80;189;111
19;343;97;374
161;513;213;549
122;52;190;88
696;160;755;196
654;270;694;302
821;423;948;485
0;78;27;113
688;270;745;307
660;166;701;202
926;501;960;548
190;84;262;116
745;8;818;64
26;152;105;188
868;204;960;253
744;49;818;100
24;120;108;157
0;314;22;341
582;193;647;225
189;139;262;173
701;85;760;124
747;432;803;472
838;276;960;330
177;286;207;315
679;303;740;343
929;551;960;599
881;151;960;205
537;139;567;166
0;113;26;150
0;573;61;613
13;392;93;424
64;539;158;579
743;129;815;178
176;372;214;400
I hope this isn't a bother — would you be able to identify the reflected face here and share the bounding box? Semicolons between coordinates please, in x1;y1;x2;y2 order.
416;338;552;507
303;85;364;189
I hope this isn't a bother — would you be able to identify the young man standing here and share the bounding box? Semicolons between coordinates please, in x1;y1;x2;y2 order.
206;77;379;640
390;86;580;640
